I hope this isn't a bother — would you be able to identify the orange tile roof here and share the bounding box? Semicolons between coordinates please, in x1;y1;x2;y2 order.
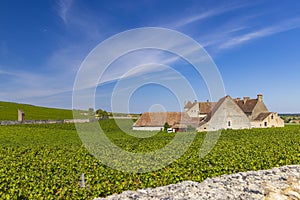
198;102;217;114
254;112;273;121
235;99;258;113
133;112;200;127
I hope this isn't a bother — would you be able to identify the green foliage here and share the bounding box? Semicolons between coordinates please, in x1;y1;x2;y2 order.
95;109;108;118
163;122;170;132
187;125;196;132
0;101;73;120
88;108;95;116
0;121;300;199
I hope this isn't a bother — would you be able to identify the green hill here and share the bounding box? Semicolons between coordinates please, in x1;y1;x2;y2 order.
0;101;73;120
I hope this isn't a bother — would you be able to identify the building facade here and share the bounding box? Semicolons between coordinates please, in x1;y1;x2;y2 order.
133;94;284;132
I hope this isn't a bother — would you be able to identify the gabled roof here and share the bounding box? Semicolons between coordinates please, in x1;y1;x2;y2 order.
235;99;258;113
133;112;193;127
254;112;273;121
199;96;228;125
198;102;217;114
184;101;193;109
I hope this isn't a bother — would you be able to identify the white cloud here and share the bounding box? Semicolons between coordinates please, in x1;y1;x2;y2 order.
0;69;14;76
219;18;300;49
56;0;73;24
0;66;75;107
169;2;250;29
76;29;212;91
55;0;107;40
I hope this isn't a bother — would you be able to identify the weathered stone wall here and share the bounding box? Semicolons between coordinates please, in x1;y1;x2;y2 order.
251;101;268;120
186;103;199;118
132;126;163;131
0;120;63;125
63;119;90;123
251;113;284;128
198;97;251;131
0;119;96;125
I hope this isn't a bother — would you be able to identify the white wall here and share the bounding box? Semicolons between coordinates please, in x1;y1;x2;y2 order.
197;97;251;132
132;126;163;131
251;113;284;128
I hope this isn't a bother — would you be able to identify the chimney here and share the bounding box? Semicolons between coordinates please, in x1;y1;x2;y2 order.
236;97;241;101
243;97;250;104
194;100;197;104
257;94;263;102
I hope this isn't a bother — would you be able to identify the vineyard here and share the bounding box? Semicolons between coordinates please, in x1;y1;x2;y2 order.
0;120;300;199
0;101;73;120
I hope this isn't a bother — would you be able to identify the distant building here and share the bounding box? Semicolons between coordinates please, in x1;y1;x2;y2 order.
132;112;200;131
133;94;284;132
18;109;25;122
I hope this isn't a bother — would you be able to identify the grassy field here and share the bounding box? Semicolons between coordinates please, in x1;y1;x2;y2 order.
0;119;299;199
0;101;73;120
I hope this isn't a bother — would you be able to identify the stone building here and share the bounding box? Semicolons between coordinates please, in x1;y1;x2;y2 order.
133;94;284;132
196;96;251;131
132;112;199;131
18;109;25;122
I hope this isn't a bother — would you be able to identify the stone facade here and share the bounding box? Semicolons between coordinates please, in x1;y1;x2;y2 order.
197;96;251;132
194;94;284;131
249;100;268;120
133;94;284;132
251;112;284;128
18;109;25;122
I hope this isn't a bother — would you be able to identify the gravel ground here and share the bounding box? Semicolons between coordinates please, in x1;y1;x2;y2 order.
95;165;300;200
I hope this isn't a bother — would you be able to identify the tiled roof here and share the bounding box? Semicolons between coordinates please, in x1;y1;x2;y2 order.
235;99;258;113
133;112;194;127
184;101;193;109
254;112;273;121
198;102;217;114
198;96;228;125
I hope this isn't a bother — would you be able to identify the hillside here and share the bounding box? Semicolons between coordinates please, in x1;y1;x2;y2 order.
0;101;73;120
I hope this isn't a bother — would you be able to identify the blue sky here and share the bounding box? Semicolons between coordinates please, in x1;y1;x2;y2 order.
0;0;300;113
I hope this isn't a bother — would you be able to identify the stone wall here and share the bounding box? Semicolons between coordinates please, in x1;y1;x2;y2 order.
197;96;251;131
132;126;163;131
251;113;285;128
251;101;268;120
0;120;63;125
0;118;97;125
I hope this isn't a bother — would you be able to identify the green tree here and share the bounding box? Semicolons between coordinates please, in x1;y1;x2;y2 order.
163;122;170;132
96;109;109;118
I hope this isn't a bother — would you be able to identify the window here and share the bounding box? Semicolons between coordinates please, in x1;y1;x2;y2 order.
264;122;267;127
228;121;231;127
271;115;274;120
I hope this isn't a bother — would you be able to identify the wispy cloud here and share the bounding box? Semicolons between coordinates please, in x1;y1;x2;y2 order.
56;0;73;24
0;69;12;76
55;0;107;40
169;2;250;29
219;17;300;49
0;64;77;108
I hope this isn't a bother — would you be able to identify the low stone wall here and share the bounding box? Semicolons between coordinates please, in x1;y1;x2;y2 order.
64;119;90;123
95;165;300;200
0;118;98;125
0;121;21;125
0;120;64;125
